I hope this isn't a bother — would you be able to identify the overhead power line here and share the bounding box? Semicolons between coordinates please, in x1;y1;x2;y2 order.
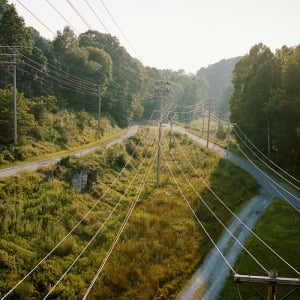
173;131;300;276
99;0;141;59
44;129;158;299
1;126;150;299
82;135;157;299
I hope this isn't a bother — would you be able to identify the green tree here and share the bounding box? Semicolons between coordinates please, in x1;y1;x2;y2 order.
0;88;35;144
230;44;276;152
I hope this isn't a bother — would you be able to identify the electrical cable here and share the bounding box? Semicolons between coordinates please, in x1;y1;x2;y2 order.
234;125;300;186
16;0;56;37
45;0;80;35
43;129;158;299
99;0;141;59
166;132;268;274
161;140;236;274
173;130;300;275
0;126;150;299
234;128;300;198
82;134;157;299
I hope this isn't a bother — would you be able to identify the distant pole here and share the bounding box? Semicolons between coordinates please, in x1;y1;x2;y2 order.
13;49;17;146
97;87;102;138
155;80;169;187
226;121;230;173
267;123;270;156
206;101;211;148
202;104;205;136
157;120;162;187
169;118;173;148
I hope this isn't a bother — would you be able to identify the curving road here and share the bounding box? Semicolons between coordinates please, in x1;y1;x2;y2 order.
173;126;300;299
0;125;139;178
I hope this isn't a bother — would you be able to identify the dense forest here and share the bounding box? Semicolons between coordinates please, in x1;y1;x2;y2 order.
196;56;240;112
0;1;207;163
230;43;300;172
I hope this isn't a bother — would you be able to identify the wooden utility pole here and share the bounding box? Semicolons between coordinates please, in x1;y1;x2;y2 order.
155;81;170;187
206;100;212;148
13;48;17;146
234;271;300;300
97;87;101;138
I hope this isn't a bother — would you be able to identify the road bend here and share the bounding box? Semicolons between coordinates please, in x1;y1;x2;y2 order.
173;126;300;299
0;125;139;178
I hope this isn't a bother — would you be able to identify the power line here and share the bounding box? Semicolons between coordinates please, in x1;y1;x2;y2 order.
172;131;300;276
43;129;158;298
234;125;300;187
16;0;56;37
165;132;268;273
161;141;236;274
0;126;150;299
45;0;80;35
99;0;141;60
82;135;157;299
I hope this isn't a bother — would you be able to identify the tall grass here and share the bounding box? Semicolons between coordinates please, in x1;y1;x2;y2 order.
0;128;258;299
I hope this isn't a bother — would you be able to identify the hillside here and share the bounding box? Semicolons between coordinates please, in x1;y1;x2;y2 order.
196;57;241;112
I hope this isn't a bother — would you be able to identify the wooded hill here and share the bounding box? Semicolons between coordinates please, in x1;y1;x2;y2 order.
0;1;207;164
230;43;300;173
196;56;241;112
0;1;299;175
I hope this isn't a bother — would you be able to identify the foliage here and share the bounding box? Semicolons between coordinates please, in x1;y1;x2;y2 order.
0;128;257;299
197;57;241;112
220;198;300;299
230;43;300;172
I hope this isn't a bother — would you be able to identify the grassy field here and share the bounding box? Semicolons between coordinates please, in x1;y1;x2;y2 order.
219;198;300;299
0;127;260;299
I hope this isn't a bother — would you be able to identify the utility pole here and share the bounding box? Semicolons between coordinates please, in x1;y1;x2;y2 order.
202;103;206;136
0;46;19;145
226;121;230;173
97;87;101;138
13;48;17;146
206;100;212;148
169;117;173;149
234;271;300;300
155;80;170;187
267;123;270;156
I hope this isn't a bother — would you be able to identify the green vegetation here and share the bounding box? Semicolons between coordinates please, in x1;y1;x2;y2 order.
230;43;300;174
220;198;300;299
197;57;241;112
0;128;257;299
0;0;208;166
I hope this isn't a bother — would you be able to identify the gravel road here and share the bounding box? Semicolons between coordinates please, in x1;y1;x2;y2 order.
0;125;139;178
173;126;300;299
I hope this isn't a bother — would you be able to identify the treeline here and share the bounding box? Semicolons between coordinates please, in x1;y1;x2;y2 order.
0;1;207;163
230;43;300;172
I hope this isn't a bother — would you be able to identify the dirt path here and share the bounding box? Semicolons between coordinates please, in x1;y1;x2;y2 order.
0;125;139;178
174;126;300;299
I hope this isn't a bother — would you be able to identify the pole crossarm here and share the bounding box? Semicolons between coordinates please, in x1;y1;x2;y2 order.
234;273;300;286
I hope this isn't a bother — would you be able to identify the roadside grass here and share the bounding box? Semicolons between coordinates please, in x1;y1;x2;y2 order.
219;198;300;299
0;128;128;169
0;127;259;299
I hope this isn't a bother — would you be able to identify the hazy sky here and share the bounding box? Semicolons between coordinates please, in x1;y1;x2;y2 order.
9;0;300;73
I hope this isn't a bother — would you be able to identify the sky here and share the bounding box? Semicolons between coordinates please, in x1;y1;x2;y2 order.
8;0;300;74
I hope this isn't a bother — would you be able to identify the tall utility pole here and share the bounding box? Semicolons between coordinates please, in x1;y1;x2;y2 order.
155;80;170;187
234;271;300;300
97;87;102;138
267;123;270;156
226;121;230;173
0;46;19;145
202;103;206;136
206;100;212;148
13;48;17;146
